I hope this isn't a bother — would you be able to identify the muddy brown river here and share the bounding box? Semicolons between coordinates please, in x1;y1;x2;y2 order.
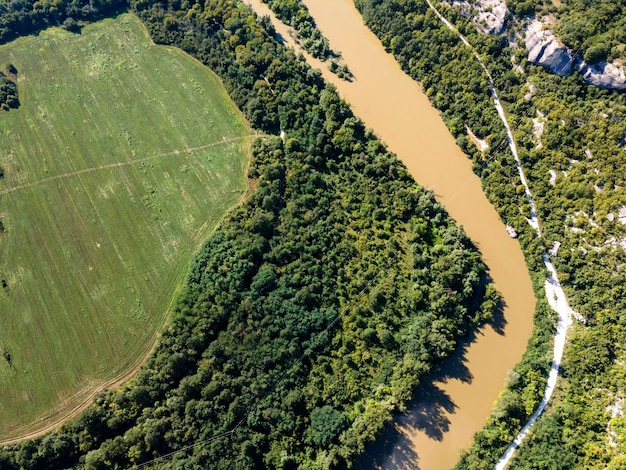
243;0;536;468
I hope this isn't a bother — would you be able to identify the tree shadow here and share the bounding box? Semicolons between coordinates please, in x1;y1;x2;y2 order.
476;271;508;336
274;32;287;45
399;381;457;442
355;264;512;468
356;318;508;469
489;295;507;336
355;420;421;470
407;335;475;437
483;271;507;336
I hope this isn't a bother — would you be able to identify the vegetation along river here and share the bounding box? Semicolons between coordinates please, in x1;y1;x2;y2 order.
243;0;536;467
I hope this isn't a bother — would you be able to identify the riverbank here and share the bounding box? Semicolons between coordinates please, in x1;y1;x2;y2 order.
419;3;584;465
243;0;536;467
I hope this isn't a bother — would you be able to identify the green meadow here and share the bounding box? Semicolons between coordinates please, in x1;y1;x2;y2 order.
0;13;251;439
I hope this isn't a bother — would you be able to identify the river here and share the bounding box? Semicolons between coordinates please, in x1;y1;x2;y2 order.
420;3;583;466
242;0;536;468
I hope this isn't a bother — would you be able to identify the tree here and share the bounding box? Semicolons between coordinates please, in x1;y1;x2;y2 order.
306;405;348;447
62;17;80;33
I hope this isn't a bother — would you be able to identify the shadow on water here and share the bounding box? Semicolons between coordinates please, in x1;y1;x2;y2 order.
476;270;508;338
490;296;507;336
355;298;508;469
355;421;422;470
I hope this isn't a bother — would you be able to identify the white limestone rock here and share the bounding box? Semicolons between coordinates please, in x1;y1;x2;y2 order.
549;169;557;185
578;60;626;91
619;207;626;225
524;83;537;101
525;20;574;76
450;0;508;35
533;110;545;148
548;241;561;257
474;0;508;34
523;20;626;90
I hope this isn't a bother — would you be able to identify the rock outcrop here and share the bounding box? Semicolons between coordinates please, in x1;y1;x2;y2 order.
446;3;626;91
475;0;508;34
524;19;626;90
525;19;573;76
578;60;626;91
450;0;507;35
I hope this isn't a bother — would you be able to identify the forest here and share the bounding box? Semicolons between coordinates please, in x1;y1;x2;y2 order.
0;0;128;42
0;0;495;468
350;0;626;467
261;0;330;59
4;0;624;466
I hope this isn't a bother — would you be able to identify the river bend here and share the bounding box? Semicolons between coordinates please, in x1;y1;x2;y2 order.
242;1;536;468
420;2;584;466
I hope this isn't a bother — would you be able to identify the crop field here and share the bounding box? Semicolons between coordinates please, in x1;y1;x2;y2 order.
0;14;252;440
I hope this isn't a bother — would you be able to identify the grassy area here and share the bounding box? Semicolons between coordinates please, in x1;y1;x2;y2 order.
0;13;252;440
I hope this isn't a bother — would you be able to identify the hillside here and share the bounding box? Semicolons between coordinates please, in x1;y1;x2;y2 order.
509;0;626;63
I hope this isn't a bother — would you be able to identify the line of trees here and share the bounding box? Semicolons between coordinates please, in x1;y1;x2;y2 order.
0;68;18;111
261;0;330;59
0;0;128;44
259;0;352;80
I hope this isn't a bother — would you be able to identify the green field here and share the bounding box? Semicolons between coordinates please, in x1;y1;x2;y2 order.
0;14;251;440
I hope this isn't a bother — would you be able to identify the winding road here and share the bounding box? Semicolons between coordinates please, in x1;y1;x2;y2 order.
243;0;588;467
422;1;584;467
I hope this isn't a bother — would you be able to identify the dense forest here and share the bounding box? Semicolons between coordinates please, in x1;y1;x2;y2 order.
352;0;626;467
5;0;625;466
555;0;626;62
0;0;496;468
0;0;128;42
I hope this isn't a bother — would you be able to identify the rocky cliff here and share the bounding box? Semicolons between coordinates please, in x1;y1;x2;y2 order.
524;20;626;90
578;60;626;90
524;19;573;76
447;1;626;90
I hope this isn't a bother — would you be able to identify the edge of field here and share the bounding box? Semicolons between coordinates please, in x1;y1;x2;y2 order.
0;14;265;446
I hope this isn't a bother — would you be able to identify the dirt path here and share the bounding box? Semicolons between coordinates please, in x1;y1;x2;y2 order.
0;342;156;446
0;130;264;446
0;134;265;196
422;2;585;467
